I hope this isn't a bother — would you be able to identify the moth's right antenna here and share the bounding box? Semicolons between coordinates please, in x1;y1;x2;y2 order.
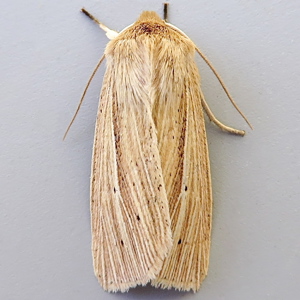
163;3;169;22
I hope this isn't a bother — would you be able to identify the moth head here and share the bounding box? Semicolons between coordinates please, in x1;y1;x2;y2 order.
130;11;168;36
136;11;164;23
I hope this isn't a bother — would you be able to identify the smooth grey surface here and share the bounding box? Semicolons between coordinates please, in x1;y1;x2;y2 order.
1;0;299;299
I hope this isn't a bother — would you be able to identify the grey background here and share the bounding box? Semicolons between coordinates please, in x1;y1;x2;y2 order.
1;0;299;299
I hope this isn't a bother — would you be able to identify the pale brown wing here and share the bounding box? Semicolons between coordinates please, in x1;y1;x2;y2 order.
151;36;212;291
91;40;172;292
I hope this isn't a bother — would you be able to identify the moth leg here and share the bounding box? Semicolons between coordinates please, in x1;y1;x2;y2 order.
81;8;119;39
63;55;105;140
195;48;252;130
200;88;245;136
163;3;169;22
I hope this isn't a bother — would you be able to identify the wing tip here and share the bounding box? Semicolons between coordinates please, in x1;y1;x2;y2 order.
97;233;173;293
151;266;208;292
99;261;163;292
151;278;202;293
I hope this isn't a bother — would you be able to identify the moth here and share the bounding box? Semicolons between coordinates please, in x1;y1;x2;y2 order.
65;4;251;293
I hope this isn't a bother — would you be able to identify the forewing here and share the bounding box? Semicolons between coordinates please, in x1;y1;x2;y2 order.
91;41;172;292
151;37;212;291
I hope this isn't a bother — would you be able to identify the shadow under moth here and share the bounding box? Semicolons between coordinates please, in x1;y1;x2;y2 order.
65;3;251;293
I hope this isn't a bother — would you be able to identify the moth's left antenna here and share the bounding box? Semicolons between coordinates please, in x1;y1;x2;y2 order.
81;8;118;39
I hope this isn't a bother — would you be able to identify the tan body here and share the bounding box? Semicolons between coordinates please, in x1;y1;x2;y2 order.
66;8;250;293
91;11;212;292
